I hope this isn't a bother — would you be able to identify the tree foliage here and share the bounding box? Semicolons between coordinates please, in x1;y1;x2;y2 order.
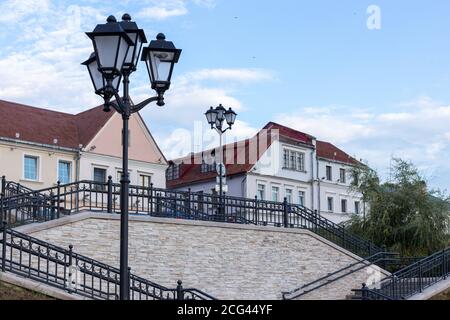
346;158;449;256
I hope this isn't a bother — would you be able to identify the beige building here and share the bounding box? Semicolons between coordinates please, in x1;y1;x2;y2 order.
0;100;167;189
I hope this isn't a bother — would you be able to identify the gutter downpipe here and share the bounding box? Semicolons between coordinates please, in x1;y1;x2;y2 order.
317;157;321;214
310;147;315;210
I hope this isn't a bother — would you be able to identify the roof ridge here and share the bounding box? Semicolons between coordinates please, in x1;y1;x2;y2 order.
0;99;77;117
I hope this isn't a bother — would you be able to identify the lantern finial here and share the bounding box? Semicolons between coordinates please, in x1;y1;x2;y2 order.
107;15;117;23
122;13;131;21
156;33;166;41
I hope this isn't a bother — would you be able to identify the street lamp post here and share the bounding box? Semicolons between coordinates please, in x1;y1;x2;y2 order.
82;14;181;300
205;105;237;220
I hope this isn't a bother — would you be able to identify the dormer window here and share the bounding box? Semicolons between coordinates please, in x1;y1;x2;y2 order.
283;148;305;172
201;160;216;173
166;164;180;181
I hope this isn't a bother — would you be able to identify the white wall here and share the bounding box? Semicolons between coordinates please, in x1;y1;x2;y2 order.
79;152;167;189
316;159;363;222
246;173;313;207
167;139;364;224
0;140;77;189
172;174;247;198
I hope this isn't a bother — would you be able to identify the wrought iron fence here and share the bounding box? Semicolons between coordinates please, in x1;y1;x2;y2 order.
352;248;449;300
282;251;399;300
0;222;216;300
0;176;383;260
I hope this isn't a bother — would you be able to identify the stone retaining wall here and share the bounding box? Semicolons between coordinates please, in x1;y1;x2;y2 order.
17;213;386;300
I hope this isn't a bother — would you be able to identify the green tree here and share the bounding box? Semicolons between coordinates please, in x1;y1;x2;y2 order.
346;158;449;256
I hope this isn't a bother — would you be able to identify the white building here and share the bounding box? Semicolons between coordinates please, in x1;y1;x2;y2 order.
0;99;167;189
167;122;364;223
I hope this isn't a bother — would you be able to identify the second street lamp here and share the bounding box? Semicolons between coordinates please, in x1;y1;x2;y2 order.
83;14;181;300
205;105;237;220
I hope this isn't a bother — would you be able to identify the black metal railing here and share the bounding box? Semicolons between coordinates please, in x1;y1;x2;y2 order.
281;251;426;300
351;248;449;300
282;251;398;300
0;222;216;300
0;177;382;260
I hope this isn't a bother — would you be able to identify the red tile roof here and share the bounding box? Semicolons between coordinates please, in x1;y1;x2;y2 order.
316;140;359;165
0;99;114;149
167;122;359;188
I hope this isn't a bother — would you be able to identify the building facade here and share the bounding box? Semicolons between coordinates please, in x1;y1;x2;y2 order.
167;122;364;224
0;100;167;189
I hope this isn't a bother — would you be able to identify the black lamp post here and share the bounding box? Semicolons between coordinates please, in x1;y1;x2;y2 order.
82;14;181;300
205;105;237;219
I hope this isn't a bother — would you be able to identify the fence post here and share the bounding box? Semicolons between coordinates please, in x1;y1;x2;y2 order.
1;176;5;197
283;197;289;228
443;249;447;280
128;267;132;300
0;191;4;224
68;245;73;293
176;280;184;300
156;193;161;214
107;176;113;213
381;245;387;270
149;183;154;215
2;221;7;272
418;261;422;292
187;188;191;216
50;191;56;221
254;196;259;225
56;181;61;219
361;283;368;300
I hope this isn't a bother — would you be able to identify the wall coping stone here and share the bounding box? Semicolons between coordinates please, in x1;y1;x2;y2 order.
0;271;91;300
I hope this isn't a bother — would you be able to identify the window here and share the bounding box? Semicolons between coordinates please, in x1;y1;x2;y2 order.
340;168;346;183
140;174;152;188
353;172;359;185
355;201;360;214
58;161;71;184
327;197;334;212
166;164;180;181
341;199;347;213
326;165;332;181
24;155;38;181
283;149;289;169
93;167;107;191
285;189;293;203
257;184;266;200
271;186;279;202
283;148;305;172
298;191;305;206
201;161;216;173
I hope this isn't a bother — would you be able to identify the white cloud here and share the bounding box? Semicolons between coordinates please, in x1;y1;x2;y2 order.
273;97;450;188
0;0;51;23
136;6;188;20
139;67;269;160
135;67;273;127
179;68;274;84
135;0;215;20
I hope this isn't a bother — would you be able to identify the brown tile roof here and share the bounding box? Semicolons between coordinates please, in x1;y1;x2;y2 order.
316;140;359;165
167;122;359;188
0;99;114;149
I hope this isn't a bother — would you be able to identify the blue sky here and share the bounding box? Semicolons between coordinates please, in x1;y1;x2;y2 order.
1;0;450;190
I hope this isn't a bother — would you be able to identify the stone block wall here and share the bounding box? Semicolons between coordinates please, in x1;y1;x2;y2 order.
20;213;385;300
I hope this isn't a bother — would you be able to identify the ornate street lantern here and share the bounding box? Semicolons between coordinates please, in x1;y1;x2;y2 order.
119;14;147;72
82;53;121;96
141;33;182;94
85;15;132;79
